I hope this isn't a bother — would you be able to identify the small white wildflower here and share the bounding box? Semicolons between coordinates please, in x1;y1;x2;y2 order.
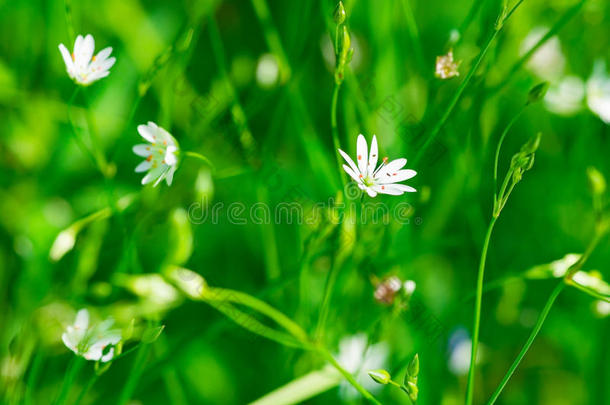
133;122;179;186
448;329;484;376
339;134;416;197
61;309;121;363
520;27;565;80
435;49;460;79
586;60;610;124
58;34;116;86
403;280;416;296
336;333;388;400
544;76;585;116
594;300;610;317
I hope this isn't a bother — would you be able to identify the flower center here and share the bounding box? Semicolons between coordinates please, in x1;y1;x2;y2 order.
362;175;375;187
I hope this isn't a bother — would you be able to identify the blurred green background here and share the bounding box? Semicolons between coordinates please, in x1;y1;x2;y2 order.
1;0;609;404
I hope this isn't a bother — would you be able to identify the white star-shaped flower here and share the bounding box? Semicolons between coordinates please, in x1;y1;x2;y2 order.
133;122;179;186
61;309;121;363
338;134;417;197
58;34;116;86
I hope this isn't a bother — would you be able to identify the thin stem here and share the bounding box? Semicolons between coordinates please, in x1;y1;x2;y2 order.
465;215;497;405
331;82;348;190
63;0;75;43
493;107;527;203
414;30;498;165
317;347;382;405
488;224;607;403
183;151;215;172
117;340;151;405
74;372;98;405
53;356;84;405
414;0;526;165
250;0;292;82
67;88;98;168
399;0;426;74
490;0;587;95
205;287;310;344
81;88;109;176
487;281;565;404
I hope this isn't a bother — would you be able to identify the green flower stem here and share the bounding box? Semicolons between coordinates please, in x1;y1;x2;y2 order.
490;0;587;95
331;82;348;190
74;372;98;405
486;281;565;404
399;0;426;74
117;338;152;405
81;88;110;177
183;151;215;172
63;0;75;42
24;350;44;405
493;107;527;204
488;226;607;403
413;0;525;165
250;0;291;83
317;347;383;405
465;215;498;405
53;356;84;405
67;88;99;170
206;299;306;349
204;287;310;344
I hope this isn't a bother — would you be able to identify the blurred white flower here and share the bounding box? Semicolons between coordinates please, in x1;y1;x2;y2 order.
435;49;460;79
256;53;279;88
586;60;610;124
339;134;417;197
520;27;565;80
336;333;388;400
58;34;116;86
133;122;179;186
594;300;610;317
572;271;610;295
448;329;484;376
62;309;121;363
49;228;76;262
544;76;585;116
403;280;416;296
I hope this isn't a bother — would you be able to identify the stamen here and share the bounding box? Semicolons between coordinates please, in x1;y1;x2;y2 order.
357;155;362;160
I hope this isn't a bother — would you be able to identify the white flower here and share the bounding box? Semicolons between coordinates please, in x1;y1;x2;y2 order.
58;34;116;86
339;134;416;197
335;333;388;400
586;60;610;124
544;76;585;116
133;122;179;186
520;27;565;80
61;309;121;363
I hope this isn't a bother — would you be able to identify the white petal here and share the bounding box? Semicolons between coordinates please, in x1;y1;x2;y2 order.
79;34;95;66
100;347;115;363
137;124;156;143
392;184;417;192
374;184;404;195
141;166;165;185
133;144;152;157
368;135;379;174
366;187;377;197
343;164;362;183
153;167;169;187
74;35;83;58
74;309;89;330
375;158;407;179
135;160;152;172
338;148;360;177
377;169;417;184
61;333;78;353
165;165;177;186
58;43;74;72
356;134;368;175
95;47;113;62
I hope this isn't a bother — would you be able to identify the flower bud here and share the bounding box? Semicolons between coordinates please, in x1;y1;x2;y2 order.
520;132;541;155
407;353;419;379
337;26;351;58
403;380;419;401
334;2;346;25
587;166;606;196
368;369;391;385
527;82;549;104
